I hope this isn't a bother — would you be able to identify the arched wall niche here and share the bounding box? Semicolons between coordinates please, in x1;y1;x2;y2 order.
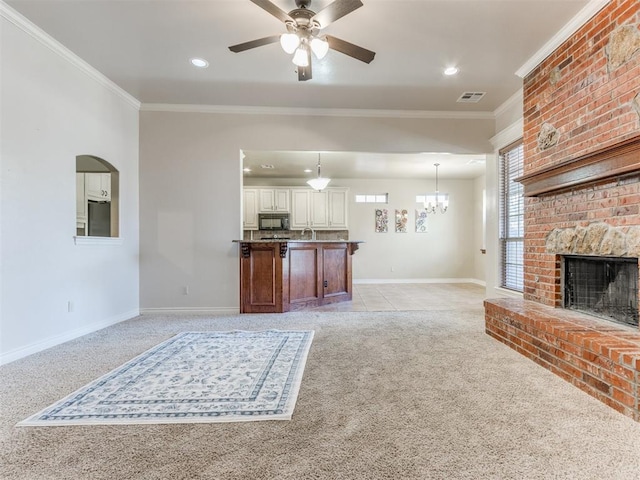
75;155;120;237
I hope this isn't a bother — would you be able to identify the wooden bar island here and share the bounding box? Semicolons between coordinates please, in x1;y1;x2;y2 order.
233;240;362;313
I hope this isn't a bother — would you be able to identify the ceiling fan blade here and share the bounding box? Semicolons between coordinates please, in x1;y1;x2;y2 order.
250;0;294;23
326;35;375;64
229;35;281;53
298;49;312;81
311;0;363;29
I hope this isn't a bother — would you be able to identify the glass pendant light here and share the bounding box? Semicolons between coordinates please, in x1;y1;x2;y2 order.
310;37;329;59
292;45;309;67
307;153;331;191
280;33;300;54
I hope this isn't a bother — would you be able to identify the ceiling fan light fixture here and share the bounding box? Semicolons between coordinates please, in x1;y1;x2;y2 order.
280;33;300;54
310;37;329;59
292;46;309;67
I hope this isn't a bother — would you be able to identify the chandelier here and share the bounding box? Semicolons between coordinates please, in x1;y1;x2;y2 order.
307;153;331;191
423;163;449;214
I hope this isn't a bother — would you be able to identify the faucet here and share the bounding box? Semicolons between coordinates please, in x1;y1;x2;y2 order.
302;227;316;240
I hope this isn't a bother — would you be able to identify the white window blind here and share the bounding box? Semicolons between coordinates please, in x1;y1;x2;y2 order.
499;141;524;292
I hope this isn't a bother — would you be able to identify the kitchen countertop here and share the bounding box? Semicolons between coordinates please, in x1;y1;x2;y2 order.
233;239;363;243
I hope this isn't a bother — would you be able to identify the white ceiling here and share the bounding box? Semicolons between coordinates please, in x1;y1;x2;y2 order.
243;150;486;179
5;0;593;179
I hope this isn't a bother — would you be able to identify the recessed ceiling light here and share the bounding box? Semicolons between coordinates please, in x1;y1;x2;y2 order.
243;167;252;172
190;58;209;68
444;66;459;76
304;169;313;173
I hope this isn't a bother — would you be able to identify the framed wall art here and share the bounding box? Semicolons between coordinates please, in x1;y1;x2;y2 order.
375;209;388;233
415;210;428;233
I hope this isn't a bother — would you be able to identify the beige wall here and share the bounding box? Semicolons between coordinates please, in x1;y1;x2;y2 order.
139;111;494;310
245;176;483;282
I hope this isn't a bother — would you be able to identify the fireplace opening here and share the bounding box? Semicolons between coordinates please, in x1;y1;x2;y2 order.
563;256;638;327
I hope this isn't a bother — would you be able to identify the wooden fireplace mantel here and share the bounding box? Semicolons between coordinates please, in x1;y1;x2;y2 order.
516;135;640;197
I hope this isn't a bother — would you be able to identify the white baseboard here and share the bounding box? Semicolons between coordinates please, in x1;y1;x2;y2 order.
354;278;486;286
140;307;240;315
0;309;140;366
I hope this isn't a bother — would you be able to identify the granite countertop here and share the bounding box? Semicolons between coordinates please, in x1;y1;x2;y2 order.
232;239;363;243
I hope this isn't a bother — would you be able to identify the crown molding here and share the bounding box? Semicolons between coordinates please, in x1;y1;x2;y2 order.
489;118;523;149
493;89;523;119
141;103;496;120
0;1;141;110
515;0;610;78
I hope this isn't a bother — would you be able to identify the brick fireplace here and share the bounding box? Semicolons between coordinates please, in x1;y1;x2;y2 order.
485;0;640;421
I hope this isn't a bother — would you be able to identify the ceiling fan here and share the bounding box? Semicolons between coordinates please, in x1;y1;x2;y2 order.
228;0;376;81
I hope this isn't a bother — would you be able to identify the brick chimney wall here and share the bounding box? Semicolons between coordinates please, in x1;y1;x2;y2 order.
522;0;640;306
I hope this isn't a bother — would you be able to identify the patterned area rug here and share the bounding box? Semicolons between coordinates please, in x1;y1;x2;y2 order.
19;330;314;426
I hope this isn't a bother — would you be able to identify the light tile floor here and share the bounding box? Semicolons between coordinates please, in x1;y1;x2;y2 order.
312;282;486;312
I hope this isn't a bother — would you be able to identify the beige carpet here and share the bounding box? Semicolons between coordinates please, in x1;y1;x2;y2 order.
2;301;640;479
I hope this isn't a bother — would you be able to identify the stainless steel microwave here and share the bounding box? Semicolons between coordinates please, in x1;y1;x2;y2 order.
258;213;290;230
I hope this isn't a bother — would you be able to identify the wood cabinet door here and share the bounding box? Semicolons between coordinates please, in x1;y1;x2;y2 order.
322;243;350;298
243;189;258;229
274;189;290;212
291;190;310;228
85;173;110;201
240;243;283;313
310;191;328;227
328;189;348;228
258;189;275;211
287;243;321;305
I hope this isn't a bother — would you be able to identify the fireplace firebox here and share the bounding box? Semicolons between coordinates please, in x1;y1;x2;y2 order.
563;255;638;327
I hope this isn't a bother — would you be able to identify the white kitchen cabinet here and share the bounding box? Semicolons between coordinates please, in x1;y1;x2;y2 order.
76;173;87;229
309;191;328;227
291;189;311;229
243;188;259;230
258;188;290;212
328;189;348;228
289;188;348;229
85;173;111;201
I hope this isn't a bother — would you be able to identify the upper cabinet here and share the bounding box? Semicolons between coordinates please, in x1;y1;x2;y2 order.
243;189;259;230
244;186;348;230
85;173;111;201
290;187;348;230
258;188;290;212
327;189;348;229
291;189;312;229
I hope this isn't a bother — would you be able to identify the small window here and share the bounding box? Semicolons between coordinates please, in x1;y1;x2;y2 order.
355;193;388;203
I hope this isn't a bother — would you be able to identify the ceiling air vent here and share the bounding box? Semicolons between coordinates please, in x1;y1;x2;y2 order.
260;164;275;169
457;92;486;103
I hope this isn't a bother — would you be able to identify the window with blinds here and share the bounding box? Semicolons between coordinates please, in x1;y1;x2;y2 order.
499;141;524;292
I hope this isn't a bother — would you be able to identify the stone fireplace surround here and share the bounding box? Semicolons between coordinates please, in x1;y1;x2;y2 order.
486;136;640;422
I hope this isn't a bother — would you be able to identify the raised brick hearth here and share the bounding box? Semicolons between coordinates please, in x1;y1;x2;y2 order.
485;0;640;421
486;298;640;421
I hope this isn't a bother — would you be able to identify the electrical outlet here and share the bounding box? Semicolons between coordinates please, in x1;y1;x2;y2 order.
67;301;73;313
183;286;189;295
390;266;395;272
